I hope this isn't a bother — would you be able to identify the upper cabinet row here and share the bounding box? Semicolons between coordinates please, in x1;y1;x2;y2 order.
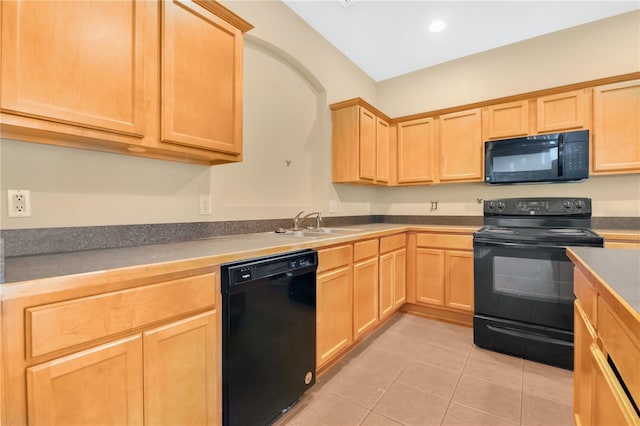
0;0;252;165
331;78;640;186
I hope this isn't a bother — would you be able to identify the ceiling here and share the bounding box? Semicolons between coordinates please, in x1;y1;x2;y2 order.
282;0;640;82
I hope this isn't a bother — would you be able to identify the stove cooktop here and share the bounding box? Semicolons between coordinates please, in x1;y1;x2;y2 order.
474;225;604;245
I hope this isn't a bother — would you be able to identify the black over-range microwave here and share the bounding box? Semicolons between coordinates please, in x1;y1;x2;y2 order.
484;130;589;184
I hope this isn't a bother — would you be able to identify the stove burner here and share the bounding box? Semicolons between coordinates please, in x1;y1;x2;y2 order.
549;228;590;235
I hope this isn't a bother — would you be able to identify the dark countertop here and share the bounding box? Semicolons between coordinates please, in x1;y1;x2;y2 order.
568;247;640;314
2;224;479;284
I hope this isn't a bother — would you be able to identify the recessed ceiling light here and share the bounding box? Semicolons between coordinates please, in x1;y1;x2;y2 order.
428;20;447;33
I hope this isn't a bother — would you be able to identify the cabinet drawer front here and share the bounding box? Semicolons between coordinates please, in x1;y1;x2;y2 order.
354;239;379;262
380;233;406;254
26;273;217;358
317;244;353;273
416;233;472;250
597;299;640;404
574;268;597;326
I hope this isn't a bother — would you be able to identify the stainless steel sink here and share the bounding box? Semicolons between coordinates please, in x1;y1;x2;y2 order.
274;227;361;238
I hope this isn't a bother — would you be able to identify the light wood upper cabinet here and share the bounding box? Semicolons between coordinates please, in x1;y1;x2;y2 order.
331;102;391;184
397;117;436;184
536;89;590;133
26;335;144;426
0;0;252;165
376;117;391;183
144;311;219;426
438;109;483;182
1;0;147;138
484;100;530;140
592;80;640;174
358;108;377;181
161;0;243;155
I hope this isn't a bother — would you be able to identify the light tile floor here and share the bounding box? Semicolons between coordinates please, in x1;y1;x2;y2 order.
276;313;573;426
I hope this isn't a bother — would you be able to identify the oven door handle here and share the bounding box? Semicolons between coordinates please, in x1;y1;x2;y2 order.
486;324;573;347
474;240;568;250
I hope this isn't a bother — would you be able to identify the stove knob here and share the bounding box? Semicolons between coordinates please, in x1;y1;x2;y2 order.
574;200;585;209
497;201;505;210
487;201;496;210
563;200;572;210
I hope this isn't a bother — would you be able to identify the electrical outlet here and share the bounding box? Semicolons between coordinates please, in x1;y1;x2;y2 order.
199;194;212;215
7;189;32;217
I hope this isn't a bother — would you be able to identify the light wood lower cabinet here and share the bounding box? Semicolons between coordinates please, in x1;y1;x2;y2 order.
26;335;144;426
571;261;640;426
2;267;220;425
353;239;380;339
316;245;354;368
144;311;219;426
378;234;407;320
413;233;474;313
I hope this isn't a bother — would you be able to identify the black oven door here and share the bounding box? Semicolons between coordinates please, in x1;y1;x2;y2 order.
474;239;575;331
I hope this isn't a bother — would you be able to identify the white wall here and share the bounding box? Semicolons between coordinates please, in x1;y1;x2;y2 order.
1;4;638;231
375;10;640;218
0;0;377;230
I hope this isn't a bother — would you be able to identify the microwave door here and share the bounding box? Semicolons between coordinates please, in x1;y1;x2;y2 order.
486;140;559;184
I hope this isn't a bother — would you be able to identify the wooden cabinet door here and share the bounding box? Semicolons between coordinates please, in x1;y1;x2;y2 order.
592;80;640;174
484;100;529;140
397;117;436;184
537;89;589;133
393;248;407;308
590;343;640;426
317;266;353;367
359;107;377;181
574;301;596;426
376;117;391;183
353;257;379;339
439;109;483;182
26;335;143;426
415;248;444;306
444;250;473;311
162;0;243;154
144;311;219;426
1;1;147;137
378;252;395;320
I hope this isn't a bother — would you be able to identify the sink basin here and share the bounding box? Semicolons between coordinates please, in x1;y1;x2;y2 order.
274;227;361;238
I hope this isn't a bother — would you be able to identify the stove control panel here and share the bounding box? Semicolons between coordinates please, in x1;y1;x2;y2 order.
484;197;592;216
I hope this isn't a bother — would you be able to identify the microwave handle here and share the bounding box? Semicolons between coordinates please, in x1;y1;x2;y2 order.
557;133;564;177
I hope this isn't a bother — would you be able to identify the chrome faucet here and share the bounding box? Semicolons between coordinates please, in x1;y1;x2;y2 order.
292;211;305;230
300;211;322;230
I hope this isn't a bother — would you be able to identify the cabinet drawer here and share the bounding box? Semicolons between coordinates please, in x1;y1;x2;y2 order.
380;233;406;254
354;239;379;262
597;298;640;405
317;244;353;273
574;268;597;326
416;233;472;250
26;273;217;358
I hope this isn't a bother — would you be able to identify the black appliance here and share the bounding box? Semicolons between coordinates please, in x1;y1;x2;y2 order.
221;250;318;426
473;197;603;369
484;130;589;184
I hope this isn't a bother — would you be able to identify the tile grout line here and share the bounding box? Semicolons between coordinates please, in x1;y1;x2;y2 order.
439;344;473;425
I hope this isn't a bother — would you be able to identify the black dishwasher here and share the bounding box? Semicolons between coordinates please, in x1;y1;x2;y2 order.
221;249;318;426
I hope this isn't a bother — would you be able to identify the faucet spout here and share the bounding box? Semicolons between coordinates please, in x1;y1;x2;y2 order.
292;211;305;230
300;211;323;230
